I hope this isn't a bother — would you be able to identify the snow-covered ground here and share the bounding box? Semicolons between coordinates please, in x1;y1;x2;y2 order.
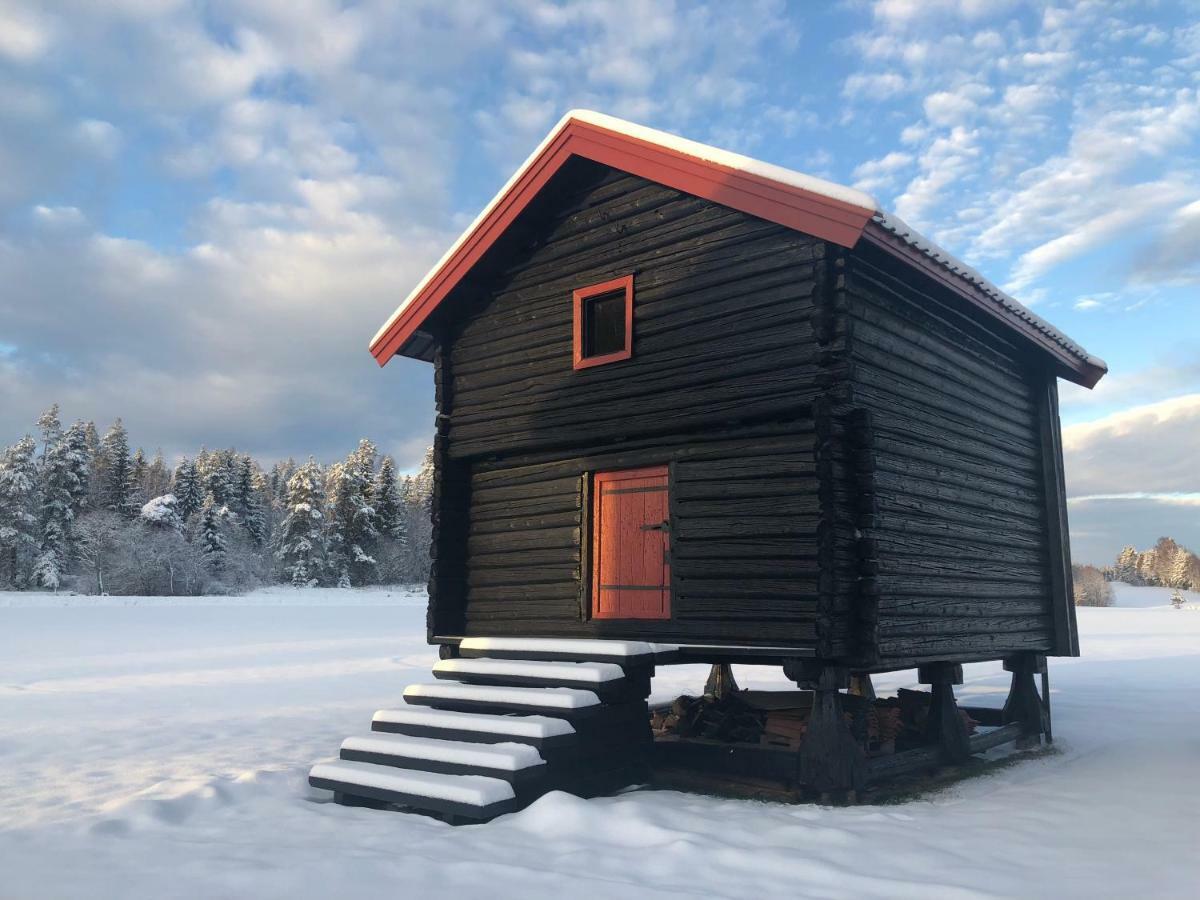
1;585;1198;899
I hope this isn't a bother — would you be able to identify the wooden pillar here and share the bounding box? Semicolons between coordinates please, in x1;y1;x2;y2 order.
849;673;876;700
918;663;970;764
704;663;739;699
1003;653;1046;749
787;663;865;796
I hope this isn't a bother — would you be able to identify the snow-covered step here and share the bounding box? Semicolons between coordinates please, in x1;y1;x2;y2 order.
371;706;577;750
404;682;603;719
308;759;518;821
339;733;547;785
433;657;631;697
458;636;677;666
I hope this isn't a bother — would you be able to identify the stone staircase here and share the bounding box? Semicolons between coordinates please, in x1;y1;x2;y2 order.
308;637;674;822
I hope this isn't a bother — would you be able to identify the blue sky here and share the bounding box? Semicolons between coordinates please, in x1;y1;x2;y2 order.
1;0;1198;564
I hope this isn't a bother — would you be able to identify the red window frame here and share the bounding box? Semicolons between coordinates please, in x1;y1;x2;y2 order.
573;274;634;370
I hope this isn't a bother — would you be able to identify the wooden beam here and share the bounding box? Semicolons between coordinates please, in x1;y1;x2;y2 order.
1036;376;1079;656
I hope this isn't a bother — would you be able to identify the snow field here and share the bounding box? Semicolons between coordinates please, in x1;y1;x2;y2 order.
0;585;1197;899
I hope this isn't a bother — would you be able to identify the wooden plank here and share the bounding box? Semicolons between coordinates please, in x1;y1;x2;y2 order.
1037;376;1079;656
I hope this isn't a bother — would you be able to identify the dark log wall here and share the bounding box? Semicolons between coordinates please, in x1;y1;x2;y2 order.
842;242;1062;668
428;161;845;650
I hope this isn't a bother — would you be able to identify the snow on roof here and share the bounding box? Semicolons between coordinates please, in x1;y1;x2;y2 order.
371;109;1104;383
871;211;1107;372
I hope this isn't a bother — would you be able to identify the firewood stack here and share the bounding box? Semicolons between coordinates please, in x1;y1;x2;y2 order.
652;687;974;757
652;693;766;743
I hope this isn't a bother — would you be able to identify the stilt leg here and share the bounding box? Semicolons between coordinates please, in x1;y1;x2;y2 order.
1040;666;1053;744
791;665;866;795
918;663;970;764
849;673;876;701
1003;653;1046;749
704;663;739;700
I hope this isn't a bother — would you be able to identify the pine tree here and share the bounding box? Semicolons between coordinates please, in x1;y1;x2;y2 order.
100;419;134;517
1167;547;1193;590
0;436;40;587
374;455;405;544
326;442;378;587
82;421;104;511
413;447;434;516
1113;546;1140;585
173;458;203;522
199;497;226;573
63;421;93;517
199;448;236;508
239;456;268;548
232;455;256;514
275;459;327;587
146;450;171;499
34;406;74;590
129;448;149;512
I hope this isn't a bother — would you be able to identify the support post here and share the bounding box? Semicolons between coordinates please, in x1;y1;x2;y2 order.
848;673;876;700
1040;665;1053;744
703;663;739;700
918;663;970;764
790;665;865;797
1003;653;1046;749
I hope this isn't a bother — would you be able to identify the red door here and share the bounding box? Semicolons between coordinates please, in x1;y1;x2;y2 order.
592;465;671;620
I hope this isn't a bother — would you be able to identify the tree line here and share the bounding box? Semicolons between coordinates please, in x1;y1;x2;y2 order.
1073;537;1200;609
1105;537;1200;591
0;405;432;595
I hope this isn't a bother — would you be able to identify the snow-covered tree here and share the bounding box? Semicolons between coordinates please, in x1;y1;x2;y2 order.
59;421;93;522
198;448;236;508
374;455;405;543
198;497;227;572
1113;546;1140;584
128;448;149;512
1167;547;1193;590
34;406;76;590
74;511;124;594
173;458;203;522
145;450;171;499
413;446;435;516
275;459;327;587
0;436;40;587
82;421;104;511
100;419;134;517
326;441;378;587
140;494;183;532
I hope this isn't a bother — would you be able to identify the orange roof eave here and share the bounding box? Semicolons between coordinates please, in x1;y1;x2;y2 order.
369;115;877;366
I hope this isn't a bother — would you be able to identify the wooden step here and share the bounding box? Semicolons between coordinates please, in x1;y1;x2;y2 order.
339;733;548;786
403;682;604;720
308;760;519;821
457;636;676;667
433;657;631;698
371;706;577;751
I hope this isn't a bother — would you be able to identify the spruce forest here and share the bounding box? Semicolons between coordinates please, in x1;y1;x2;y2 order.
0;405;432;595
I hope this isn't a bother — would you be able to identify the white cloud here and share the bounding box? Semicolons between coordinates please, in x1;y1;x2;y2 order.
1062;394;1200;498
842;72;907;100
0;0;53;62
851;150;914;192
1134;198;1200;284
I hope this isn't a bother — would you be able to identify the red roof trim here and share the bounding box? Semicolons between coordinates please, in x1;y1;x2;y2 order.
370;118;876;365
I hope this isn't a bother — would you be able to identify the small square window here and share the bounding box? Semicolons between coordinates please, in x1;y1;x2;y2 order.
573;275;633;370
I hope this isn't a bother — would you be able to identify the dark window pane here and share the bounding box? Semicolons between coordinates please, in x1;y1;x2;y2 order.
583;290;626;358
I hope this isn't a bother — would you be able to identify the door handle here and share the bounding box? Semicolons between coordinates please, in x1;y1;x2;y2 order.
640;520;670;533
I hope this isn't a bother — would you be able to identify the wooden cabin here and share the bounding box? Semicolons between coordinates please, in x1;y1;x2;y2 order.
309;111;1106;821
